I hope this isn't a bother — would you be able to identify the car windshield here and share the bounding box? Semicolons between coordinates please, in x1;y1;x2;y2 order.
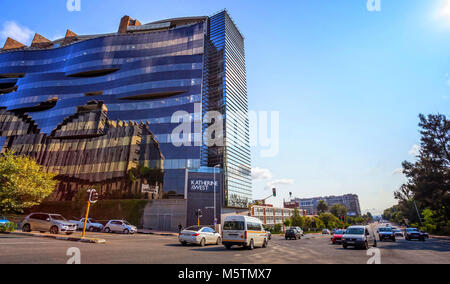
379;228;392;232
50;215;66;221
406;228;418;232
185;226;202;231
286;229;295;233
335;230;345;234
394;230;401;232
88;218;98;223
345;228;364;235
123;221;131;226
223;221;245;231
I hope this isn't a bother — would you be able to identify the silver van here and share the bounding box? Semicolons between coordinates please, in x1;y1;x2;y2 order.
342;225;377;250
22;213;77;235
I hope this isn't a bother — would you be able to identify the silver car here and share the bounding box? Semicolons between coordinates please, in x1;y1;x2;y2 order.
22;213;77;235
179;226;221;247
103;220;137;234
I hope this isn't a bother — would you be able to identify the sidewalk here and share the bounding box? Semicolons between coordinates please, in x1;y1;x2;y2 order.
137;229;179;237
7;230;106;244
430;235;450;241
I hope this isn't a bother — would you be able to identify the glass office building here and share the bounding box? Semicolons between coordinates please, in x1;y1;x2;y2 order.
0;11;252;208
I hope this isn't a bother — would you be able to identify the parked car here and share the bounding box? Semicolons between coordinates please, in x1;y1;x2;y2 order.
103;220;137;234
179;226;221;246
69;218;104;232
222;216;269;250
290;226;304;236
342;225;377;250
22;213;77;235
331;229;346;244
322;229;331;235
405;228;425;241
378;227;396;242
393;229;404;237
285;228;302;240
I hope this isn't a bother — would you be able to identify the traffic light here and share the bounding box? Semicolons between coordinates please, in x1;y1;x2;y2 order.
195;209;203;218
272;188;276;197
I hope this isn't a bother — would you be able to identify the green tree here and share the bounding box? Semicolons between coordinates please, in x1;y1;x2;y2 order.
317;200;328;214
395;114;450;223
319;212;340;229
0;151;57;215
330;204;348;218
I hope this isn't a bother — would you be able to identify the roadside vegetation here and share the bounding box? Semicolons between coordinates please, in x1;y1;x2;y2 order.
0;151;57;216
383;114;450;235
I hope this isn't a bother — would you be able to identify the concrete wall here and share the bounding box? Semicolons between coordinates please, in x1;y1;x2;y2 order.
142;199;187;232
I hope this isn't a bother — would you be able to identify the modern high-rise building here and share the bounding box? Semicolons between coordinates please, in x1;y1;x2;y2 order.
0;10;252;229
284;194;361;216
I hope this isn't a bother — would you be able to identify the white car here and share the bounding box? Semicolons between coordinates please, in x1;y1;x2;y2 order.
103;220;137;234
69;218;104;232
179;226;221;246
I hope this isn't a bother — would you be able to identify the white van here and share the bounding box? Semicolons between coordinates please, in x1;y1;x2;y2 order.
222;215;268;250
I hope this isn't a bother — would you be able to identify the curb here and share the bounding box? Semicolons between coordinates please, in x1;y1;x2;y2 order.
137;231;178;237
8;231;106;244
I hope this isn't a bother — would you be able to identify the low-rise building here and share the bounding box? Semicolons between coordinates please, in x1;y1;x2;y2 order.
249;205;295;229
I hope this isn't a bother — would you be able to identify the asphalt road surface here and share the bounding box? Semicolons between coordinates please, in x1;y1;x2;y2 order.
0;231;449;264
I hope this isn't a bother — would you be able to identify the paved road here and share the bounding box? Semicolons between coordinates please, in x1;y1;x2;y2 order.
0;231;449;264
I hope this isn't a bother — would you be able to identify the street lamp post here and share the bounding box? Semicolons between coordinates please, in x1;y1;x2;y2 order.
213;164;220;227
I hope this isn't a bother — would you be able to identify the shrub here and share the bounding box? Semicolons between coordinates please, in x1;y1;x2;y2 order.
0;222;17;233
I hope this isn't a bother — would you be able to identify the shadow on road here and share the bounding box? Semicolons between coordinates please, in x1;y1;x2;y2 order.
379;239;450;252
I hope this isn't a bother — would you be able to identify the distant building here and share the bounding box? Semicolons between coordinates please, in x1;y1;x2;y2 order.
249;205;295;229
284;194;361;216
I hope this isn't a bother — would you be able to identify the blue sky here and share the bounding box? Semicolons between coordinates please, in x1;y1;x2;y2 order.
1;0;449;214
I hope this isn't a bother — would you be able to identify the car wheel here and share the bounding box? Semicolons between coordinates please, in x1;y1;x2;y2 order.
104;227;111;233
343;244;348;249
123;229;130;235
50;226;59;235
200;238;206;247
22;224;31;232
224;244;232;250
285;237;288;240
66;232;73;235
216;237;222;245
181;241;187;246
262;239;268;248
393;238;396;242
88;227;94;232
248;239;255;250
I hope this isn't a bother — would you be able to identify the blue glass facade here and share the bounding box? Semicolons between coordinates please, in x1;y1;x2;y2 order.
0;11;252;207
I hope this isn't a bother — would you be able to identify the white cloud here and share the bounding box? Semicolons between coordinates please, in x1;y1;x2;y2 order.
265;179;295;190
0;21;34;45
251;167;272;180
392;168;403;175
408;144;420;157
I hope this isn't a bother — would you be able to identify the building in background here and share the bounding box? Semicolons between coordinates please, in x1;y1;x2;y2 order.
284;194;361;216
249;205;295;230
0;10;251;230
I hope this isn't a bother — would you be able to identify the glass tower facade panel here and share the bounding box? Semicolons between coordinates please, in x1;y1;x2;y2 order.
0;12;252;207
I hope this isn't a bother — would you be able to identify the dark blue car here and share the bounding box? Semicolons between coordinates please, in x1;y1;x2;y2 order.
378;227;396;242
